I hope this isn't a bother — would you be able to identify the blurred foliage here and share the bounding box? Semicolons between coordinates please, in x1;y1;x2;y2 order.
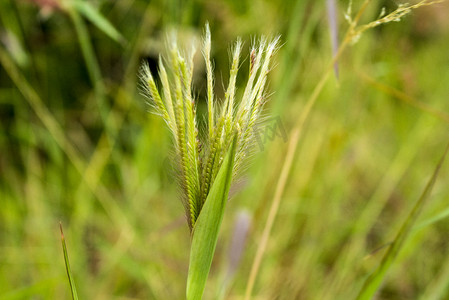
1;0;449;299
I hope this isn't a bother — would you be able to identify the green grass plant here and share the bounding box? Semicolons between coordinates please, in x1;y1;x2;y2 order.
141;24;280;298
1;0;449;299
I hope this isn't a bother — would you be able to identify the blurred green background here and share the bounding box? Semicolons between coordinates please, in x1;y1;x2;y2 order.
1;0;449;299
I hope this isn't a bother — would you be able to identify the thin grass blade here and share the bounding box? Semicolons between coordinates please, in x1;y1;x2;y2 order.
356;141;449;300
71;0;125;45
415;206;449;231
186;137;237;300
60;223;79;300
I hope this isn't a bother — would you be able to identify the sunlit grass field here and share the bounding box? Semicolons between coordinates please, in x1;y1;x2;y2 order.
1;0;449;299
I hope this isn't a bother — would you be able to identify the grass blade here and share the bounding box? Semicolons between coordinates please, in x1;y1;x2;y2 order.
356;141;449;300
186;137;237;300
71;0;125;45
60;223;79;300
415;206;449;231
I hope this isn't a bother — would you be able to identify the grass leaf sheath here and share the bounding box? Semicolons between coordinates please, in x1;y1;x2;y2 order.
187;136;237;300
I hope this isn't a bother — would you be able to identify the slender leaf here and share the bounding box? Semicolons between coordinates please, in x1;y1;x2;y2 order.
415;206;449;231
356;142;449;300
60;223;79;300
186;137;237;300
71;0;125;45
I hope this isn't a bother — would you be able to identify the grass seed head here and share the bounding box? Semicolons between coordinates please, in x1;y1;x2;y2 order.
141;24;280;230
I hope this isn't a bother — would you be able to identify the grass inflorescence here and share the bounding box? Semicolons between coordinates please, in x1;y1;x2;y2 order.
141;24;280;231
2;0;449;299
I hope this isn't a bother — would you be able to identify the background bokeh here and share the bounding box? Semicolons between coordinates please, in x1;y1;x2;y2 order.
1;0;449;299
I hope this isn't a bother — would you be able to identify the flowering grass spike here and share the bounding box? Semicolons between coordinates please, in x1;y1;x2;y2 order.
141;24;280;232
